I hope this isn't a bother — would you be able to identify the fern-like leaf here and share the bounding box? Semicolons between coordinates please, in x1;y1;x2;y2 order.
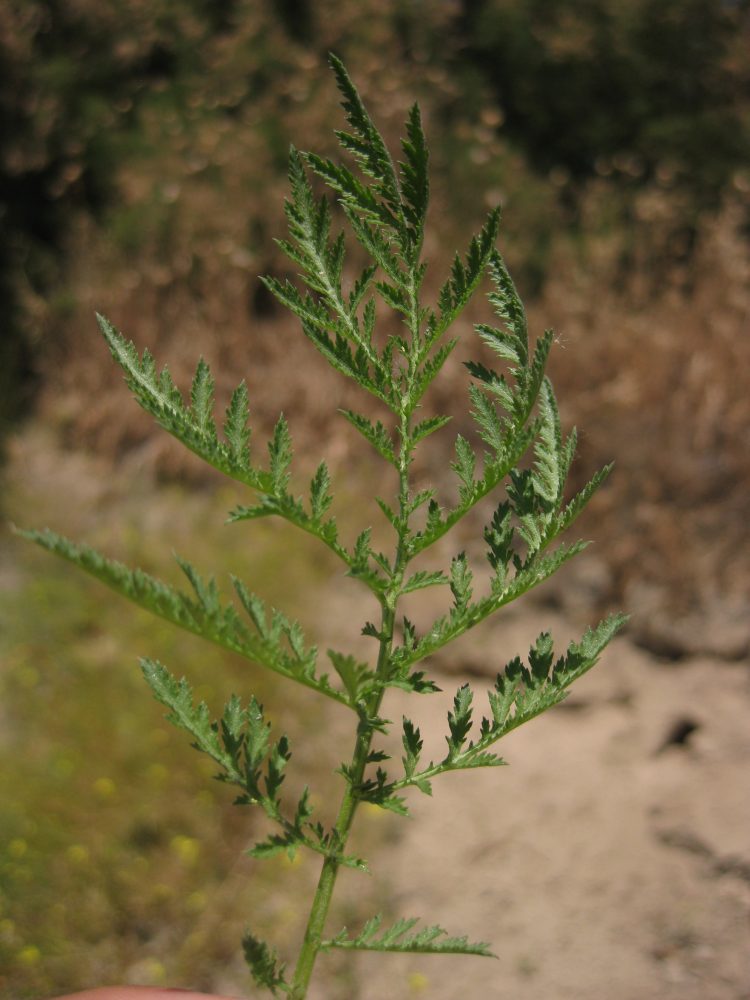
446;683;474;758
324;915;494;957
97;314;268;490
189;358;217;439
243;933;290;996
340;410;396;463
309;461;334;521
423;207;500;353
18;529;347;707
328;53;404;230
268;414;293;493
488;614;629;738
451;434;476;501
402;569;449;595
399;102;430;259
140;659;235;776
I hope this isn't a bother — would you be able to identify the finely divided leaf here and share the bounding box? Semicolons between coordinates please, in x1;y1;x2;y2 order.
354;767;409;816
428;207;501;347
310;461;334;520
324;915;494;957
531;378;564;510
449;553;473;613
328;650;375;702
97;314;267;490
412;414;452;444
487;250;528;350
139;662;306;844
268;414;293;493
398;616;625;788
243;933;290;996
375;280;410;315
410;338;459;407
544;462;613;544
18;528;346;707
221;693;246;761
348;262;378;311
224;382;251;466
244;696;272;770
189;358;217;438
340;410;396;463
402;569;449;595
451;435;476;500
446;683;474;758
141;659;234;774
400;102;430;247
401;717;423;779
484;501;516;580
468;382;506;454
488;614;629;738
528;631;555;680
328;53;403;227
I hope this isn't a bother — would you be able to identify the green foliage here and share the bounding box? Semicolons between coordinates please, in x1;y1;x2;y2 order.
22;57;625;998
243;933;291;996
393;614;627;794
322;914;494;957
16;527;344;706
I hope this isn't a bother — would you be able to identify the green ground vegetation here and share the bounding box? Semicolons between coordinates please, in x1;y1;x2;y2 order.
1;470;353;998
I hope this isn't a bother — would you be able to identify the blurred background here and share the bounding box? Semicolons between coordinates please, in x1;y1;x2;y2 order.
1;2;749;998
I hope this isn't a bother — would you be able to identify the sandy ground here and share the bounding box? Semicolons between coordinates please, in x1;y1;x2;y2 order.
5;429;749;1000
301;601;750;1000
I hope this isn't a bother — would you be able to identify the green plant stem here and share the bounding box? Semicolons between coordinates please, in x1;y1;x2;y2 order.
289;606;395;998
290;405;414;999
288;730;373;997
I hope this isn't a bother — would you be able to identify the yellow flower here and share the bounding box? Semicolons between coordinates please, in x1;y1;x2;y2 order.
18;945;41;965
66;844;89;864
170;834;200;866
408;971;429;993
8;839;27;859
93;777;116;800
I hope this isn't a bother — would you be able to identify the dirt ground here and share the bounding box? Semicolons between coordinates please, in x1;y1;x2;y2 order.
348;641;749;999
291;582;750;1000
4;427;749;1000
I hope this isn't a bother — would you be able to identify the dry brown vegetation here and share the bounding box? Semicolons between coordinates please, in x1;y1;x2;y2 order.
7;2;749;661
35;179;750;662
